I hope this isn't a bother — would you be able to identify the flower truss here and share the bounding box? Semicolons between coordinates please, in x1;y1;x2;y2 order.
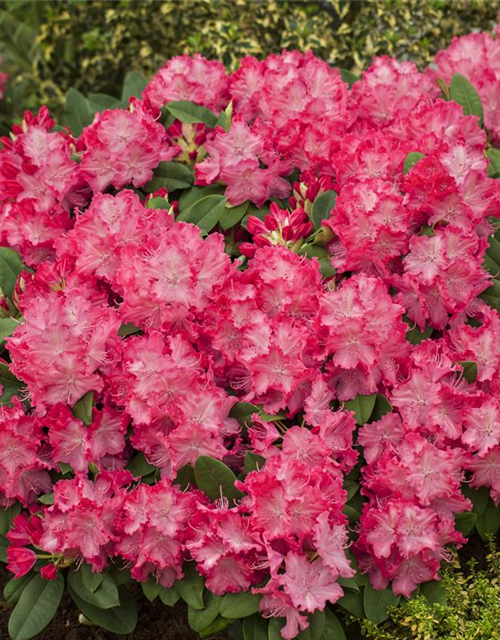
1;24;500;640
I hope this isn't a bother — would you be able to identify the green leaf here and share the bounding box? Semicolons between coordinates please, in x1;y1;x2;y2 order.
0;534;8;562
126;452;156;478
0;317;20;341
87;93;120;114
72;391;94;426
405;322;433;345
297;611;325;640
68;583;137;635
159;586;180;607
463;485;490;516
311;191;337;230
0;247;26;298
420;580;447;606
337;589;365;618
143;161;194;193
220;202;250;230
0;362;25;406
243;614;269;640
194;455;244;502
220;592;261;619
64;88;93;137
68;569;120;609
450;74;484;127
174;464;196;490
165;100;218;127
322;609;346;640
146;196;170;210
8;573;64;640
337;576;360;593
339;68;360;88
199;616;231;638
480;278;500;311
455;511;477;536
188;592;222;631
177;194;228;233
459;361;478;384
81;562;104;594
476;497;500;540
121;71;147;104
370;395;393;422
0;502;21;536
141;578;163;602
118;322;142;337
38;492;54;505
344;394;377;425
4;573;32;604
344;479;360;502
363;583;401;625
244;452;266;474
175;563;205;610
268;618;285;640
403;152;425;175
59;462;73;476
488;148;500;178
299;245;336;278
178;185;226;212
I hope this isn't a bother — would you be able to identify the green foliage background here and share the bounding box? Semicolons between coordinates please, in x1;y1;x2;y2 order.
0;0;498;126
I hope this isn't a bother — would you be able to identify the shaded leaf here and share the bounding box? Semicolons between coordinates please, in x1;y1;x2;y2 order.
344;394;377;426
363;583;400;624
194;456;244;502
68;583;137;635
450;73;484;126
311;191;337;230
9;573;64;640
177;194;227;232
166;100;218;127
65;88;93;137
0;247;26;298
175;563;205;610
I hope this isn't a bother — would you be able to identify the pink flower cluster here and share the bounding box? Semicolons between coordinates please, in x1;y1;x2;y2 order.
2;28;500;638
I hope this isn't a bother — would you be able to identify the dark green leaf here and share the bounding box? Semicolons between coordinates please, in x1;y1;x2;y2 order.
459;361;478;384
159;586;180;607
363;583;400;624
143;161;194;193
174;464;196;490
199;616;231;638
0;362;25;405
121;71;147;104
344;394;377;425
0;534;8;562
403;152;425;175
463;485;490;516
220;202;250;230
0;247;26;298
476;497;500;540
311;191;337;230
81;562;104;594
420;580;447;606
339;68;360;88
188;592;222;631
165;100;218;127
370;395;393;422
141;578;163;602
0;317;20;341
450;74;484;126
488;148;500;178
337;589;365;618
455;511;477;536
175;563;205;610
118;322;142;338
344;479;360;502
405;322;433;345
194;456;244;502
146;196;170;210
126;453;156;478
220;592;261;619
4;573;32;604
68;569;120;609
242;614;268;640
9;573;64;640
87;93;120;114
244;452;266;474
178;185;226;212
177;194;227;233
300;244;336;278
337;576;360;593
298;611;325;640
68;584;137;635
268;618;285;640
322;608;346;640
0;502;21;536
72;391;94;426
64;88;93;137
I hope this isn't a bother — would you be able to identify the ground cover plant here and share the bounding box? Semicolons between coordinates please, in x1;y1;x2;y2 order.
1;14;500;640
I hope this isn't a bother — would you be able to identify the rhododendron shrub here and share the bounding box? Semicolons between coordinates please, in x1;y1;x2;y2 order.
2;26;500;640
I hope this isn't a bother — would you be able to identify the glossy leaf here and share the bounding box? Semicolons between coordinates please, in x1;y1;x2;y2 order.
344;394;377;425
9;573;64;640
68;569;120;609
420;580;447;606
242;614;269;640
220;202;250;230
476;497;500;540
0;363;25;406
403;152;425;174
0;247;26;298
165;100;218;127
339;68;360;87
81;562;104;594
199;616;231;638
188;592;222;631
159;586;181;607
488;147;500;178
311;191;337;230
220;592;261;619
363;583;400;624
298;610;326;640
450;73;484;126
175;563;205;610
121;70;147;104
72;391;94;426
322;609;346;640
64;88;93;137
68;583;137;635
3;573;32;604
0;317;20;342
194;455;244;502
143;161;194;193
177;194;227;232
244;452;266;474
141;578;162;602
0;502;21;536
337;589;365;618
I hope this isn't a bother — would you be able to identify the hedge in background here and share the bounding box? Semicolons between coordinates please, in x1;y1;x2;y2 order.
0;0;498;124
